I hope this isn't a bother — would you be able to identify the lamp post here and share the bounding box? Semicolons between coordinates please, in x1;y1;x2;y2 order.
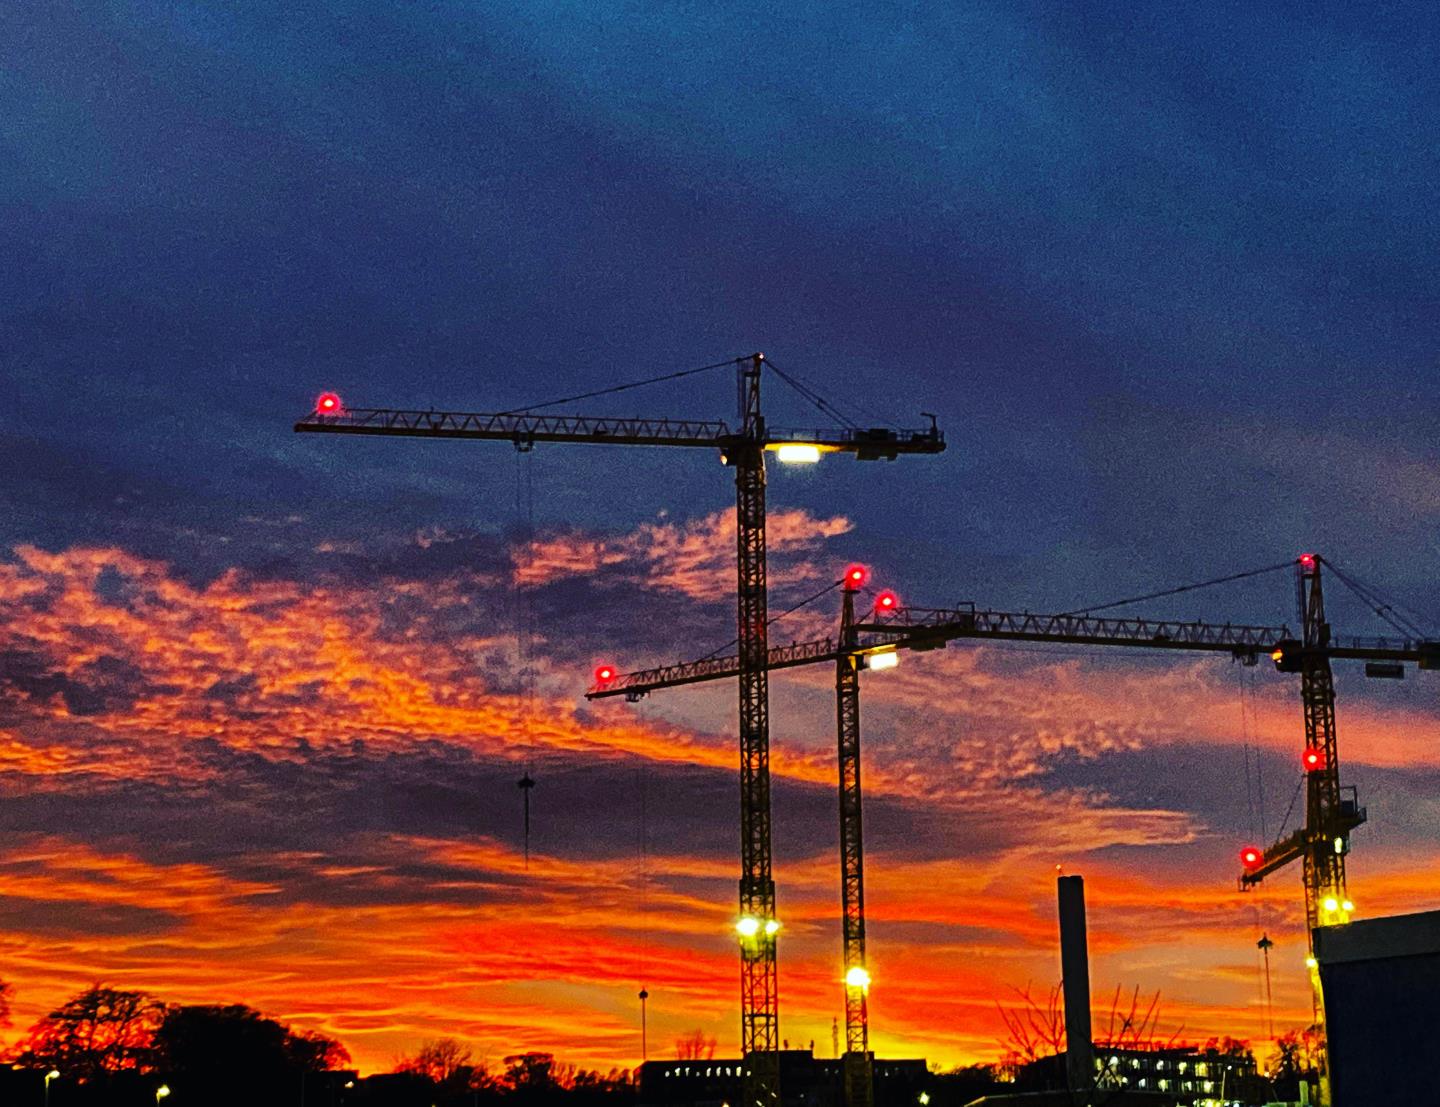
638;988;649;1062
44;1069;60;1107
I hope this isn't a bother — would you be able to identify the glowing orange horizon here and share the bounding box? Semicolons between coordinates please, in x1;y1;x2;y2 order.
0;538;1435;1074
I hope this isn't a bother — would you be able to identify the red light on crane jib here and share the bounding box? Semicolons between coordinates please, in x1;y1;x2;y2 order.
1240;846;1263;870
875;590;899;611
316;392;341;414
594;664;616;683
844;565;868;589
1299;552;1317;571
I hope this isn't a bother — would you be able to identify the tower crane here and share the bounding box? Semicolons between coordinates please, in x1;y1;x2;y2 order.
294;354;945;1105
1234;555;1436;1105
588;554;1436;1107
592;565;902;1107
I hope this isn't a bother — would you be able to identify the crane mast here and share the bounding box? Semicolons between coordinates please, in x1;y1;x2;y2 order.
836;584;872;1107
733;356;780;1101
1238;557;1365;1107
1297;559;1350;937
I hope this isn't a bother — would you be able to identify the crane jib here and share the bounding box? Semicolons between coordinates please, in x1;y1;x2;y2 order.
295;409;944;455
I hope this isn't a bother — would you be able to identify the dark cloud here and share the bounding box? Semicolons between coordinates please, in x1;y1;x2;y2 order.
0;894;183;939
3;0;1436;617
1030;739;1440;854
0;649;161;717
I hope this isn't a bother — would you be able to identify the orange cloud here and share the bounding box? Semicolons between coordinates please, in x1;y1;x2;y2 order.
0;535;1435;1079
513;508;851;596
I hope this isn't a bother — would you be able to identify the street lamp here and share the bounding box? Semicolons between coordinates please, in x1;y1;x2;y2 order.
44;1069;60;1107
155;1085;171;1104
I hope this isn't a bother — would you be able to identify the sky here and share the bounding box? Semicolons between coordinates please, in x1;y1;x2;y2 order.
2;0;1439;1077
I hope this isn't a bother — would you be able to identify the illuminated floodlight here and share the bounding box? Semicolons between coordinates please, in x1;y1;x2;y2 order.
1305;956;1318;969
763;919;781;937
1322;896;1340;913
865;650;899;672
775;444;823;464
875;590;899;612
594;664;617;684
736;916;761;938
1342;899;1354;913
1333;837;1345;855
315;391;342;414
919;1094;931;1106
1239;846;1263;871
844;564;869;590
845;966;871;990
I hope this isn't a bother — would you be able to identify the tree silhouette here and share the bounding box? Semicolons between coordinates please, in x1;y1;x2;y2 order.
151;1003;349;1105
504;1051;581;1098
673;1029;716;1060
12;984;161;1079
399;1037;488;1090
994;981;1065;1062
1267;1027;1320;1101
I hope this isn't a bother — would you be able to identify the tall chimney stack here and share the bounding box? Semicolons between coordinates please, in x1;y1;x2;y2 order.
1057;874;1093;1094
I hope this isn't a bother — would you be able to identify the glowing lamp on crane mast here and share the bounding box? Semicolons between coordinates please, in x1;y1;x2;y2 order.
1270;639;1303;673
875;590;899;613
315;391;342;415
1240;846;1264;871
843;565;869;591
845;966;871;991
774;443;823;464
1302;746;1327;772
1298;552;1317;572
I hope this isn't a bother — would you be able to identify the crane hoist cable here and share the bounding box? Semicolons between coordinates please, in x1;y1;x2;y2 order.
503;361;738;869
1237;664;1274;1040
515;448;538;869
636;765;651;1062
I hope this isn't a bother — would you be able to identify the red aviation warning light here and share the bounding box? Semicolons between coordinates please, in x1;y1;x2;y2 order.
843;565;868;590
594;664;617;684
1298;552;1317;572
316;391;342;415
875;590;899;612
1240;845;1264;871
1302;746;1327;771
